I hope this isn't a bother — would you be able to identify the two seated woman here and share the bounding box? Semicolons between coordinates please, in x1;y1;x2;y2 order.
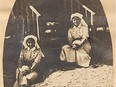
14;12;91;87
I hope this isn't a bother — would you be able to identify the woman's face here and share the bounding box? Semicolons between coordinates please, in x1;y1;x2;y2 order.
26;38;35;49
72;16;81;27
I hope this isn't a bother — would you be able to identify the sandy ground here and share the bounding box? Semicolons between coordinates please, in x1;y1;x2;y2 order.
33;65;113;87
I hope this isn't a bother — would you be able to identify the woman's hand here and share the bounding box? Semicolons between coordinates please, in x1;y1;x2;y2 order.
72;44;77;49
72;44;81;50
19;66;31;75
72;40;82;45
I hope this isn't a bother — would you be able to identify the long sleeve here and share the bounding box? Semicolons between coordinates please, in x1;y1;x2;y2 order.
79;19;89;45
31;50;42;70
81;19;89;39
82;26;89;39
34;52;42;64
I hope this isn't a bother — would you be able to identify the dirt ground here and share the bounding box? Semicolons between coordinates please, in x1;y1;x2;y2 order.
33;65;113;87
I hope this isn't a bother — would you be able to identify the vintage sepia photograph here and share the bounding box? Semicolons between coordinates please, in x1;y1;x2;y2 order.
0;0;115;87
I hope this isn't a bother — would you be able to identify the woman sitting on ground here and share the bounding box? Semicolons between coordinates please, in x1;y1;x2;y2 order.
14;35;44;87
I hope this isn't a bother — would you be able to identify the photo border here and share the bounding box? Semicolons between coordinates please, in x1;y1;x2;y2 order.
0;0;115;87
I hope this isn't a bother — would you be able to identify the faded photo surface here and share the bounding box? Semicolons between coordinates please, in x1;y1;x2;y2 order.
0;0;115;87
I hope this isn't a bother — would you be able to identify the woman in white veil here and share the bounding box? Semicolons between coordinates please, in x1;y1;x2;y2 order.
14;35;44;87
60;13;91;67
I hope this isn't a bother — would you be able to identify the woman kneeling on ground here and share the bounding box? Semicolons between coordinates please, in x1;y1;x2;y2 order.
60;13;91;68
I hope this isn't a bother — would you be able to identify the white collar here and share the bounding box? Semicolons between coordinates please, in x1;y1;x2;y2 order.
27;47;36;51
73;23;81;29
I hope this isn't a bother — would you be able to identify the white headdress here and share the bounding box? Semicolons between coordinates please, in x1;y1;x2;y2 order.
70;13;88;27
22;35;45;57
70;13;83;21
22;35;40;49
